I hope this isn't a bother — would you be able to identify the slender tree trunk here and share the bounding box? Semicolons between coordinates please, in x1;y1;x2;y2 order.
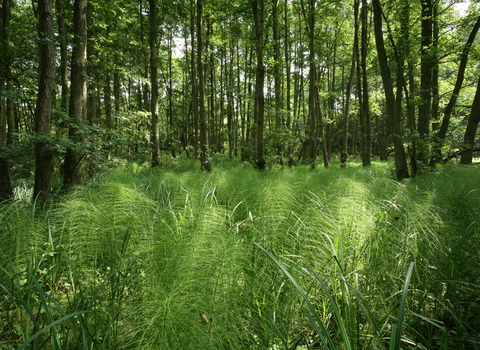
431;4;440;124
394;0;410;168
227;42;235;158
372;0;409;180
197;0;211;171
55;0;69;115
353;0;362;160
114;67;121;114
207;19;217;154
253;0;266;170
300;0;318;168
149;0;160;167
273;0;282;128
360;0;371;166
168;32;176;157
190;0;199;156
327;49;336;165
316;84;329;168
104;73;113;129
3;0;14;147
87;2;97;126
0;0;12;201
63;0;88;187
273;0;283;163
284;0;291;131
431;15;480;164
417;0;433;166
460;74;480;164
397;0;418;175
33;0;55;203
341;0;359;167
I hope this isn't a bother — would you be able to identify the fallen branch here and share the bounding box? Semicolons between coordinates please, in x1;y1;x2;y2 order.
441;148;480;164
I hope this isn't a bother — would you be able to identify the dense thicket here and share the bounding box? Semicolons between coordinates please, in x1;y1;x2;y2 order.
1;0;480;193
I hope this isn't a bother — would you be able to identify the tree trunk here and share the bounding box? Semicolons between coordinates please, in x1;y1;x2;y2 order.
417;0;433;166
3;0;14;146
190;0;199;156
316;84;329;168
253;0;266;170
341;0;359;167
300;0;318;169
33;0;55;203
149;0;160;167
0;0;12;201
284;0;292;131
273;0;282;129
431;15;480;164
55;0;69;114
360;0;371;166
227;42;235;158
197;0;211;171
63;0;87;188
460;74;480;164
372;0;409;180
87;2;98;126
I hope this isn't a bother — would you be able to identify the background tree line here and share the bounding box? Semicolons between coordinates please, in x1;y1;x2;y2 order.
1;0;480;202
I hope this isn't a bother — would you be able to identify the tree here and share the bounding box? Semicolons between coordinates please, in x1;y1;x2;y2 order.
253;0;266;170
341;0;359;168
63;0;88;187
431;14;480;165
33;0;55;203
197;0;211;171
150;0;160;167
417;0;434;166
359;0;371;166
55;0;69;114
460;74;480;164
300;0;318;168
0;0;13;201
372;0;409;180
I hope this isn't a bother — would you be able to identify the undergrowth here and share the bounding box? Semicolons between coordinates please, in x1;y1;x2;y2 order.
1;159;479;349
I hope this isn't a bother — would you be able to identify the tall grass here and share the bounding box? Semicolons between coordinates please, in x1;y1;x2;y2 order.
1;159;479;349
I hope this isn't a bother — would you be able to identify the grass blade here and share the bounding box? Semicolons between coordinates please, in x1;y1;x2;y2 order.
256;243;335;350
16;310;95;350
390;262;415;350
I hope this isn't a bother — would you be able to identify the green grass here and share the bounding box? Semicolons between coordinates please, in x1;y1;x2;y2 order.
1;159;480;349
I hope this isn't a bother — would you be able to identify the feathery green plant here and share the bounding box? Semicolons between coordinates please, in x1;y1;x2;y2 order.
1;161;479;349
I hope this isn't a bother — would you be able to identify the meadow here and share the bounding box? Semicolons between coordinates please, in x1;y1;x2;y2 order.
1;158;479;349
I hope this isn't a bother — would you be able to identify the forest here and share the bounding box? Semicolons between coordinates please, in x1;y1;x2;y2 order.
1;0;480;349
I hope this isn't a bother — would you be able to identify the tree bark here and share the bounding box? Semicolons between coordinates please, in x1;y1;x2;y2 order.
417;0;433;166
460;74;480;164
300;0;318;169
190;0;199;157
87;1;98;126
372;0;409;180
0;0;12;201
55;0;69;114
431;15;480;164
273;0;282;129
284;0;292;131
360;0;371;166
63;0;88;187
33;0;55;203
149;0;160;167
253;0;266;170
3;0;14;146
197;0;211;171
341;0;359;168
